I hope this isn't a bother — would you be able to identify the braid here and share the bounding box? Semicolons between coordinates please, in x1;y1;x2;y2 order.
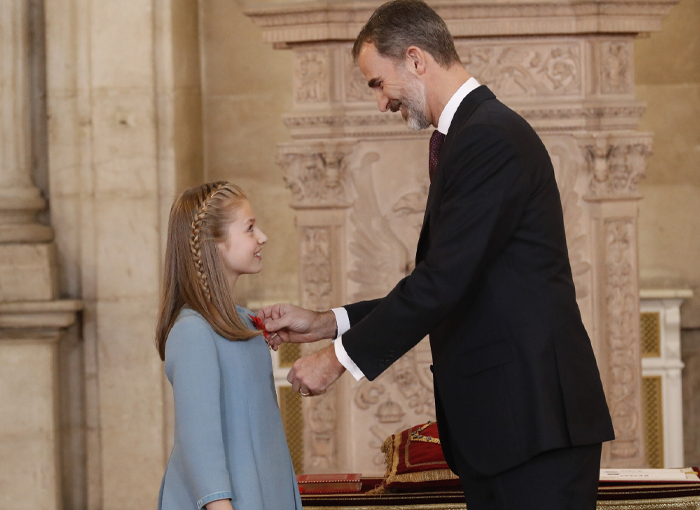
189;183;227;302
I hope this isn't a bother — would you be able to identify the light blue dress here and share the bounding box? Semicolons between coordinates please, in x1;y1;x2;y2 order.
158;307;302;510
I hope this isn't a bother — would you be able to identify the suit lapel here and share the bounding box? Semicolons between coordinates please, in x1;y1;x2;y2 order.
416;86;497;263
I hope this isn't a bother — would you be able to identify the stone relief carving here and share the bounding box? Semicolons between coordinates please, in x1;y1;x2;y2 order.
578;135;652;198
456;42;582;97
547;142;590;300
305;383;338;469
345;61;375;103
390;345;435;416
600;42;633;95
300;227;332;311
294;49;329;103
347;152;410;301
278;143;355;207
347;152;437;463
604;219;641;460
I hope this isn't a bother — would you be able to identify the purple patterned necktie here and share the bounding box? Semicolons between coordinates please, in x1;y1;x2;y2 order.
429;130;446;182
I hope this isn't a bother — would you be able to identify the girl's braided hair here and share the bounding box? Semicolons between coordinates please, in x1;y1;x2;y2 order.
156;181;259;360
189;182;227;302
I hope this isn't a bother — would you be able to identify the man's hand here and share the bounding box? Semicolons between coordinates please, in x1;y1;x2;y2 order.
287;344;346;396
257;303;336;350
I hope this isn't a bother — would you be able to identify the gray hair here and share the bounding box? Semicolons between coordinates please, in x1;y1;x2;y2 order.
352;0;461;68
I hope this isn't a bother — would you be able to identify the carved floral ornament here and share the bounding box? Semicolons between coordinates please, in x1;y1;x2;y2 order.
575;133;652;200
277;142;357;208
604;219;642;460
300;226;333;312
456;41;582;98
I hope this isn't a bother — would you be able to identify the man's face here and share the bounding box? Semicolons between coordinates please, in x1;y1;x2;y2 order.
357;43;431;131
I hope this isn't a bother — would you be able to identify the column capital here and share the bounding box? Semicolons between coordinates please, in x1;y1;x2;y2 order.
575;132;653;201
278;141;357;209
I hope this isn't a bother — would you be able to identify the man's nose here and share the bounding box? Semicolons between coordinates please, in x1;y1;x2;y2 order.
375;90;389;112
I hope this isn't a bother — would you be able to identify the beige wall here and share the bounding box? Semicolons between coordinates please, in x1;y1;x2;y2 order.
636;0;700;327
633;0;700;464
200;0;297;308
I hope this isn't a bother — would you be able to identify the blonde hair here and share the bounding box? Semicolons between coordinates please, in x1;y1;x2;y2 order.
155;181;258;360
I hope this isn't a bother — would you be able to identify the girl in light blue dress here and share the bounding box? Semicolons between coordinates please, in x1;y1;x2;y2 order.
155;182;302;510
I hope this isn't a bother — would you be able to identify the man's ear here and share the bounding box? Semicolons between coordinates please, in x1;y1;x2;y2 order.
405;46;427;76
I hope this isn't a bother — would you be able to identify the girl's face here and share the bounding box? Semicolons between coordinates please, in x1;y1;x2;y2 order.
216;199;267;288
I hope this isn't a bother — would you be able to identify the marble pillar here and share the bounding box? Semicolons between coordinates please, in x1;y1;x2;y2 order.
248;0;679;472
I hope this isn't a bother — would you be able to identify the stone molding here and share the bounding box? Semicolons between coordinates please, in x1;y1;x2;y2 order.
278;142;357;208
576;132;653;200
0;300;82;331
283;104;646;139
246;0;678;46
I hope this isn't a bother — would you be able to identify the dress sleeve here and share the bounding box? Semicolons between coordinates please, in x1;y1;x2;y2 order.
165;316;233;509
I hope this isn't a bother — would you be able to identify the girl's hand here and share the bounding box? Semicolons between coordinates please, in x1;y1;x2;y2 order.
206;499;234;510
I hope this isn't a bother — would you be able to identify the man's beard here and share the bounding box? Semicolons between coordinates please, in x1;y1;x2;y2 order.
389;72;431;131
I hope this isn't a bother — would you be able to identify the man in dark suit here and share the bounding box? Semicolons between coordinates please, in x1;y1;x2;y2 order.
259;1;615;508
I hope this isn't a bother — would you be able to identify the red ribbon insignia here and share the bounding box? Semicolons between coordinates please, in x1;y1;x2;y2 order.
248;314;270;340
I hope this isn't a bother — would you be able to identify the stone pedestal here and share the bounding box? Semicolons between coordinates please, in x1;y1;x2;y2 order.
0;301;81;510
248;0;679;472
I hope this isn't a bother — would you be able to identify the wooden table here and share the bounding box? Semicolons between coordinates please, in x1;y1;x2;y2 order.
300;478;700;510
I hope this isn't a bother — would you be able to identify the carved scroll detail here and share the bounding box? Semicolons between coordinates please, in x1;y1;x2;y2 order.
457;42;582;97
300;227;332;311
278;142;355;208
605;219;641;460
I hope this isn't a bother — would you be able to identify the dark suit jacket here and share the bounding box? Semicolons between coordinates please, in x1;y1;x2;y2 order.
343;85;615;476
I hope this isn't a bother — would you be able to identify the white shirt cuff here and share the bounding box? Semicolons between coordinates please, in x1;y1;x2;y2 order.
331;307;351;337
334;336;366;381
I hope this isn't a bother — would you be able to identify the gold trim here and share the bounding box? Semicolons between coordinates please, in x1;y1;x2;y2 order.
301;497;700;510
385;468;460;486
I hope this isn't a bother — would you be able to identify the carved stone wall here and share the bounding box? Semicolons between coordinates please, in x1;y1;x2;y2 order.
248;0;678;473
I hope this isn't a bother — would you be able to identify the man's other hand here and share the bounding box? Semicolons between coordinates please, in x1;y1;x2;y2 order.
287;344;345;396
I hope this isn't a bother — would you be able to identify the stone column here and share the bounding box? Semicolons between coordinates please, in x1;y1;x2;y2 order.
0;3;81;510
248;0;679;472
577;132;653;466
0;0;53;297
0;301;80;510
278;139;356;472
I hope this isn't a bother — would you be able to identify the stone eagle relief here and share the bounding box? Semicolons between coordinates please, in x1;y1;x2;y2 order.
347;151;437;467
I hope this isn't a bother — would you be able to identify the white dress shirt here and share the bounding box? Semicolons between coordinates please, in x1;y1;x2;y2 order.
333;76;482;381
